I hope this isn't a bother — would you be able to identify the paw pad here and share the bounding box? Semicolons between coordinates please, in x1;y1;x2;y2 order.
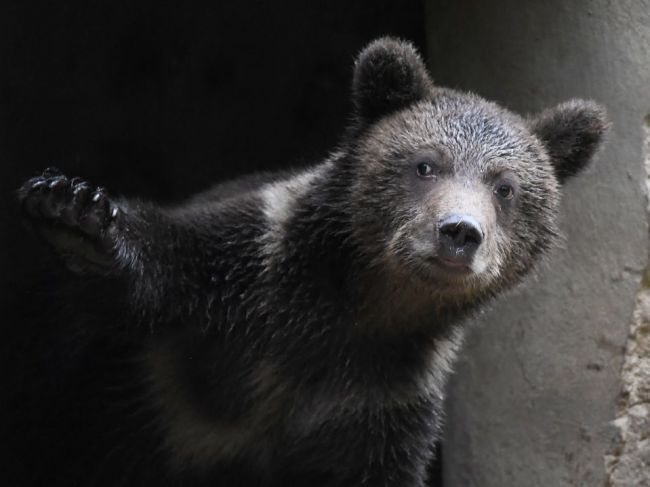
19;168;120;244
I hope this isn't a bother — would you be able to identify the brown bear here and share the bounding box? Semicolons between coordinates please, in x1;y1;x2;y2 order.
17;37;607;486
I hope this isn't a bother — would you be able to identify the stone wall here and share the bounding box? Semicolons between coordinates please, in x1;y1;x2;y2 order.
605;118;650;487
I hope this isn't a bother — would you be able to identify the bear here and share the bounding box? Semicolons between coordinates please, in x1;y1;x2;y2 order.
15;37;607;486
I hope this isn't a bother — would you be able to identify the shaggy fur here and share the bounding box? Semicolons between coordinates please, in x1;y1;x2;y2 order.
16;37;607;486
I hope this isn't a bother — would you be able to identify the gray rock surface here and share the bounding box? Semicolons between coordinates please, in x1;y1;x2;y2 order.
605;119;650;487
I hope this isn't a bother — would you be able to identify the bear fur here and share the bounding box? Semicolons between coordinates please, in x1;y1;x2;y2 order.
15;37;607;486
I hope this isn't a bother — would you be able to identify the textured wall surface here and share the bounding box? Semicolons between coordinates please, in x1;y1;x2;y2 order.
426;1;650;485
604;119;650;487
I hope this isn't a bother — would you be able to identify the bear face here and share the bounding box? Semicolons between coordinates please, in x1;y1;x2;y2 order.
345;38;607;304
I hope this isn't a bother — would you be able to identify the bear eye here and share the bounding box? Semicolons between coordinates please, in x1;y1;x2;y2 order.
416;162;435;178
495;182;515;200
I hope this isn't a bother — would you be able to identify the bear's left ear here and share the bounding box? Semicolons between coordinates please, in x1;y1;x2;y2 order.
352;37;433;124
528;100;609;183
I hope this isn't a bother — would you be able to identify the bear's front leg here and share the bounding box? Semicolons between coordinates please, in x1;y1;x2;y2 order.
19;167;121;273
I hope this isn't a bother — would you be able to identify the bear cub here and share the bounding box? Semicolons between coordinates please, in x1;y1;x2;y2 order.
17;38;607;486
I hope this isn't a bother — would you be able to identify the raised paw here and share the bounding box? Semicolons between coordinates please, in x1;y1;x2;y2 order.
19;167;121;272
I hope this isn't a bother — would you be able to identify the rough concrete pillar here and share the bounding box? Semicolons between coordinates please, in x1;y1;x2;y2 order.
605;121;650;486
425;1;650;485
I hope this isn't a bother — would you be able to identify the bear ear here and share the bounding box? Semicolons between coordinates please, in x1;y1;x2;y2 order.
352;37;433;124
528;100;609;184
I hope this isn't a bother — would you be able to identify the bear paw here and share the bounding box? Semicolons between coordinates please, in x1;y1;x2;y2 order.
19;167;120;271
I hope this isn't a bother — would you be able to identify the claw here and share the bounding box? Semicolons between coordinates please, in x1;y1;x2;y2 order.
73;183;90;196
30;179;47;191
48;176;68;190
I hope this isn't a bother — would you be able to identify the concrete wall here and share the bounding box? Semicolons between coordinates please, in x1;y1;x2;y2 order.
426;1;650;485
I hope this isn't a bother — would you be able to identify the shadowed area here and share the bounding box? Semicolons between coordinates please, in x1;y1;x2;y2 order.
0;1;442;485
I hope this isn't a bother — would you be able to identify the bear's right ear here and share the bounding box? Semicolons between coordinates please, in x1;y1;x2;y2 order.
352;37;433;124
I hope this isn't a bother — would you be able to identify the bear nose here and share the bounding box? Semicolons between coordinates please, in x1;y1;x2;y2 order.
439;215;483;247
437;214;483;265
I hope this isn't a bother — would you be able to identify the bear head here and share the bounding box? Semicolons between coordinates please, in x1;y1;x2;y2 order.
343;37;608;304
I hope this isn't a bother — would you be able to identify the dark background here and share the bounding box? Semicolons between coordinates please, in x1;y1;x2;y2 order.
0;0;440;484
0;0;426;290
